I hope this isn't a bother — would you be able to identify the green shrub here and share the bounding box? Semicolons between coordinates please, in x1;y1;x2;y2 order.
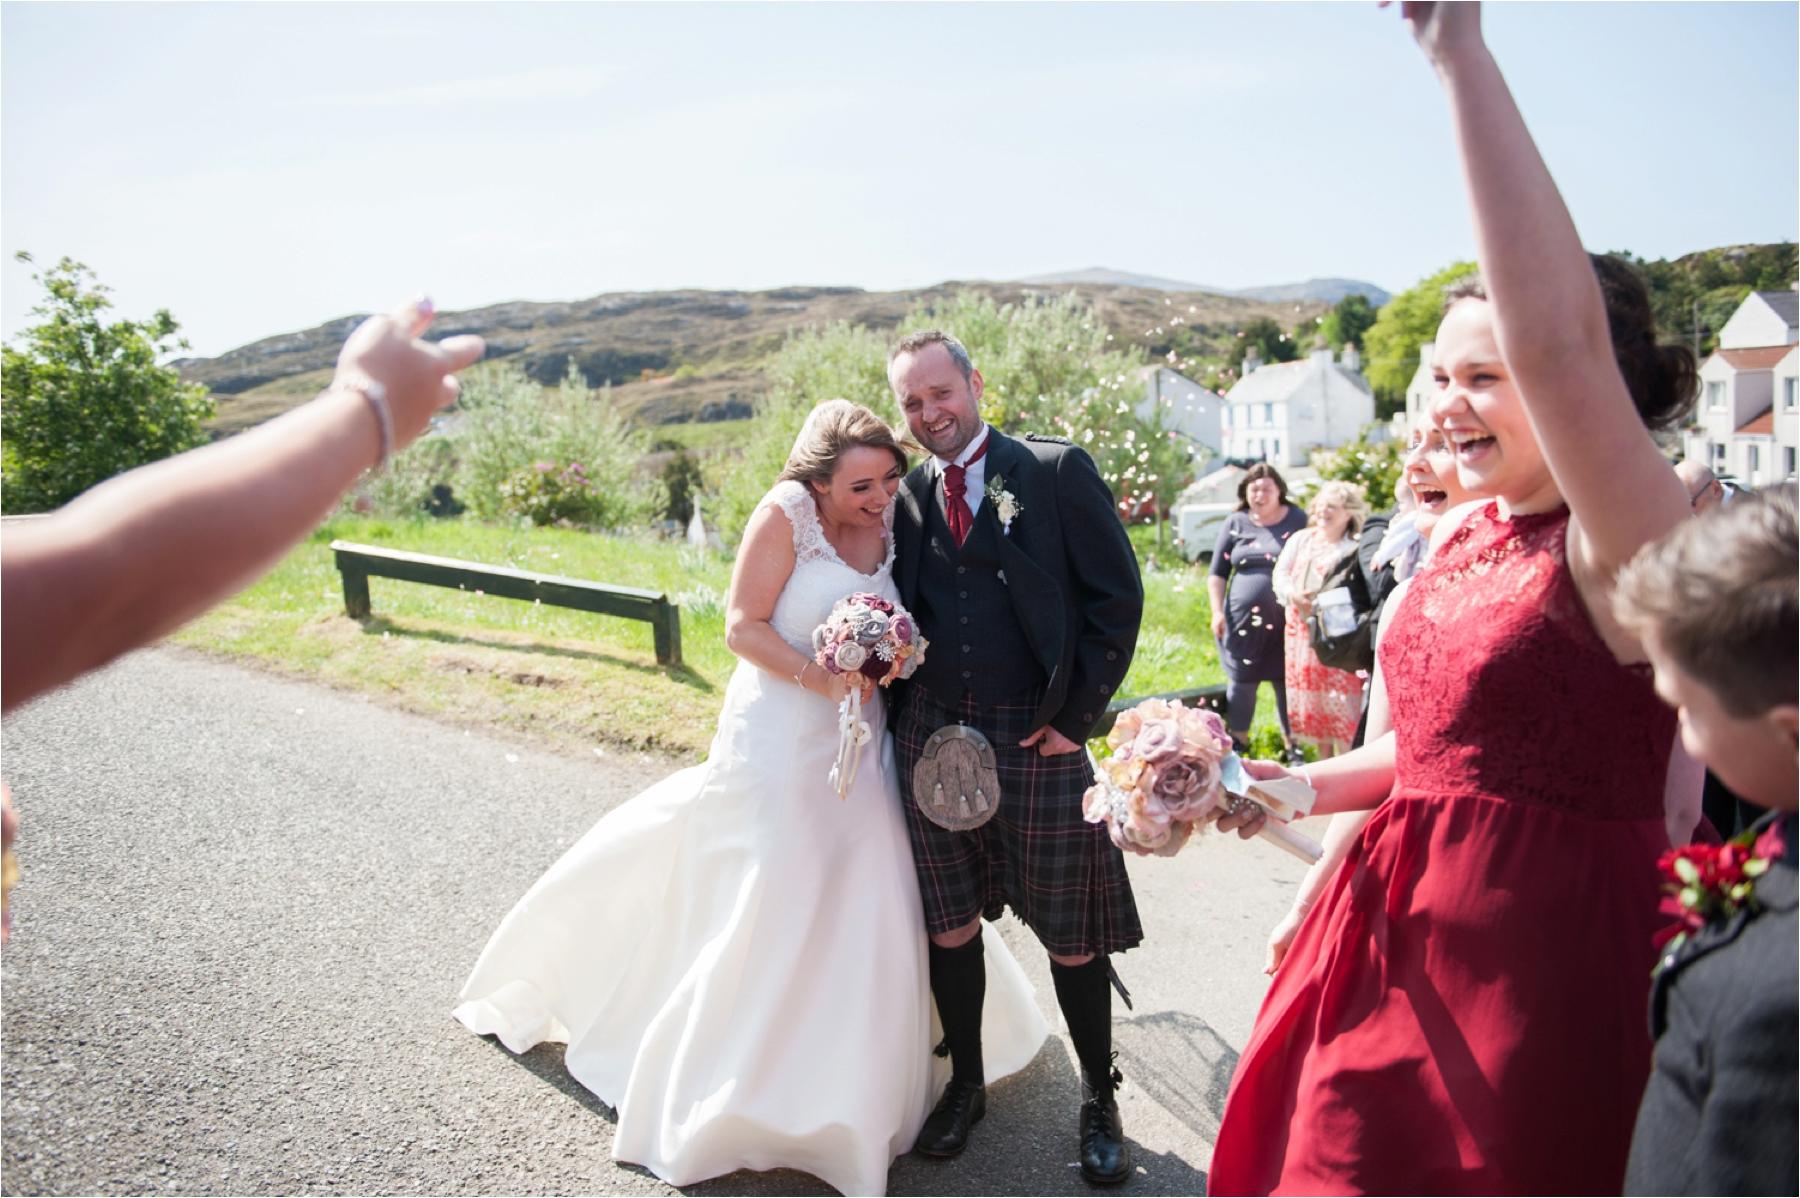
497;459;618;527
452;360;659;529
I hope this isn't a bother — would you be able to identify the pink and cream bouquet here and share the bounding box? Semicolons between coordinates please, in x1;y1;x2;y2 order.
811;593;928;797
1082;698;1231;857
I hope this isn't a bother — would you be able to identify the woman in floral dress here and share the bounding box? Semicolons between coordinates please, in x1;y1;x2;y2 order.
1272;480;1368;758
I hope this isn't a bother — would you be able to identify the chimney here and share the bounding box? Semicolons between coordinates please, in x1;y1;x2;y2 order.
1341;342;1362;372
1310;335;1332;367
1243;345;1263;375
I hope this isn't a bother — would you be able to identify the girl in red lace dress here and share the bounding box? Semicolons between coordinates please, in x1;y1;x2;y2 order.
1208;5;1699;1194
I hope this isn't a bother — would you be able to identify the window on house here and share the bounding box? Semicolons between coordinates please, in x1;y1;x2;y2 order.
1708;381;1726;411
1785;378;1797;411
1785;446;1796;478
1748;445;1761;474
1711;442;1727;468
1263;402;1274;426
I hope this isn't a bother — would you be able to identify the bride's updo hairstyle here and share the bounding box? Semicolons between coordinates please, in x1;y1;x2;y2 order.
779;399;911;492
1442;253;1697;431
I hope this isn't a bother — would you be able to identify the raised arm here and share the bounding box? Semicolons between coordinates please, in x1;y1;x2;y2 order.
1;300;483;713
1405;3;1688;572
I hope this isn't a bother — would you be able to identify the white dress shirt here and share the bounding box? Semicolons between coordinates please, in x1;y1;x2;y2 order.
934;423;992;524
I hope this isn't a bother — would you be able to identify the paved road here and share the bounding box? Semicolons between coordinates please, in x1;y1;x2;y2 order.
1;648;1311;1196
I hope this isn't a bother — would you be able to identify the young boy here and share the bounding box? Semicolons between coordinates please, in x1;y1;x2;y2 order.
1613;484;1798;1196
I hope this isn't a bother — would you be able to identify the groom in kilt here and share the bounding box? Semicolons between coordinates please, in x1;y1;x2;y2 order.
887;330;1144;1185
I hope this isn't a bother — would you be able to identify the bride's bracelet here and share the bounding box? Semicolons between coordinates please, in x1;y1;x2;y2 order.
793;660;815;691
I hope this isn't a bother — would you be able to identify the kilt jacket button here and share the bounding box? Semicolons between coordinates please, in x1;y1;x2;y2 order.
1099;683;1111;695
1105;650;1118;661
1082;712;1094;722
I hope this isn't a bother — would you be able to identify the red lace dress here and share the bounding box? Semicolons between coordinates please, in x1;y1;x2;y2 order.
1209;504;1675;1196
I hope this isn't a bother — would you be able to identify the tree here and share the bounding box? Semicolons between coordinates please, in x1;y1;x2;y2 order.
1318;294;1377;354
1306;424;1406;512
1225;316;1300;377
1;253;216;512
1361;260;1477;421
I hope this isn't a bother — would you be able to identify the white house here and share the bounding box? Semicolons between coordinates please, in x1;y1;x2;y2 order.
1135;365;1223;457
1683;289;1799;486
1220;340;1374;467
1400;340;1436;438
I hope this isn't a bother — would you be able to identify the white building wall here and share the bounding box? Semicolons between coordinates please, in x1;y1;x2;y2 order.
1718;295;1798;350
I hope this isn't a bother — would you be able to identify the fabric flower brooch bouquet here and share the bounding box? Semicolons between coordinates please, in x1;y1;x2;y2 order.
811;593;928;798
1083;697;1322;862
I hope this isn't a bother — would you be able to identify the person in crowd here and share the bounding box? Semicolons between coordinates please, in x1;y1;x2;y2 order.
1614;484;1798;1196
1208;4;1699;1192
0;298;484;943
1674;458;1728;514
1263;421;1471;974
1271;479;1368;759
1207;464;1307;754
1672;459;1752;837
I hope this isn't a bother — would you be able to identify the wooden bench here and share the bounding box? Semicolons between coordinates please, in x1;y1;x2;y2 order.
1090;683;1228;740
329;541;682;666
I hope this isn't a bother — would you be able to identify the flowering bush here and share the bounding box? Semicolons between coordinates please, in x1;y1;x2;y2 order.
497;460;615;528
1083;697;1231;856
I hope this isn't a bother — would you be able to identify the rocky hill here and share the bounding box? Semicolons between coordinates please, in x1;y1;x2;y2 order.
178;280;1329;435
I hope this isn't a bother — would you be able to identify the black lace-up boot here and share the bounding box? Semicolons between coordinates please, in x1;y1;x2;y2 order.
915;936;986;1157
1052;956;1130;1186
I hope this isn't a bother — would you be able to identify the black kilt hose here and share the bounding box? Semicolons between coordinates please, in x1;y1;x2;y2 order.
895;684;1143;957
890;429;1146;960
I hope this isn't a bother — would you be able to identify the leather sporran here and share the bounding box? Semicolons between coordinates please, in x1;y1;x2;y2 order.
911;725;1002;832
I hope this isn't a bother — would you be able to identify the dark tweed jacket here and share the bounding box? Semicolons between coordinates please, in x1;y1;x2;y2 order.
894;430;1142;745
1625;810;1799;1196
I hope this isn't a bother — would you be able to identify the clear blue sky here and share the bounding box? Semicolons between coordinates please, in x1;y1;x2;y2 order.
3;1;1794;357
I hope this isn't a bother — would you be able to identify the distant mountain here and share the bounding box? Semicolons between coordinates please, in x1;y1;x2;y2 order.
1016;267;1214;293
1229;278;1392;306
178;280;1329;435
1017;268;1390;307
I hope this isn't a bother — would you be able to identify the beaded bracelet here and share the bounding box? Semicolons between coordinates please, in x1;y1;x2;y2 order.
335;378;393;471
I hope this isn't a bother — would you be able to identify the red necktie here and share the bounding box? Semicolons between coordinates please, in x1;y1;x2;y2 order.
942;436;990;548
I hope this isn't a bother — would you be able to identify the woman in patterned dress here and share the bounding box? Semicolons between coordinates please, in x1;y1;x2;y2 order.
1271;480;1368;759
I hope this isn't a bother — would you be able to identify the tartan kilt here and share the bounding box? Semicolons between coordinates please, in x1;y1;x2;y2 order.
893;683;1143;958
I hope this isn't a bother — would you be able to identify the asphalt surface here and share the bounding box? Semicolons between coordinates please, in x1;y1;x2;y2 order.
1;648;1312;1196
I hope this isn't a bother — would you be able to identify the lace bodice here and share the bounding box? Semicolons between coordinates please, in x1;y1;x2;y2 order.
763;480;899;654
1380;502;1674;821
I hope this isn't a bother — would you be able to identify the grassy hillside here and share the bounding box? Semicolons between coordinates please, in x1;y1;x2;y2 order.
184;280;1328;436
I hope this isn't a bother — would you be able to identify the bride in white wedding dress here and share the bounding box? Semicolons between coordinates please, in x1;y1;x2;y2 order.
454;401;1047;1196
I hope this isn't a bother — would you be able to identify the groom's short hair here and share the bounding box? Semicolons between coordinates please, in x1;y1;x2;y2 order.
889;330;974;383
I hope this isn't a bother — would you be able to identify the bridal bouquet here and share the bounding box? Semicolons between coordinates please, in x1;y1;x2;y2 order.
1084;697;1323;862
811;593;928;798
1082;698;1231;857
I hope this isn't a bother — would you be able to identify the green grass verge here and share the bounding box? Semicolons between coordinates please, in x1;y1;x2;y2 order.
172;515;1277;763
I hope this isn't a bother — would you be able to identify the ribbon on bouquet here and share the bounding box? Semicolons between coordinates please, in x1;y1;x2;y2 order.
828;688;873;800
1220;754;1324;863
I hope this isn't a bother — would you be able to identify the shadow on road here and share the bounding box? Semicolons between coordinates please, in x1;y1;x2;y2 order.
1115;1008;1239;1146
355;615;715;692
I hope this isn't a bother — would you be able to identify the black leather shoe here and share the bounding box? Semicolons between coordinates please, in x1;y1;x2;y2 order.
914;1078;986;1158
1078;1081;1130;1186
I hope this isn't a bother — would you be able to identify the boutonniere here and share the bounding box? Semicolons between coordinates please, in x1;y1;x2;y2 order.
986;476;1021;534
1653;821;1788;974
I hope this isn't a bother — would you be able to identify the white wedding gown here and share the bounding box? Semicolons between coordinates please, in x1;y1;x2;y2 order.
454;480;1047;1197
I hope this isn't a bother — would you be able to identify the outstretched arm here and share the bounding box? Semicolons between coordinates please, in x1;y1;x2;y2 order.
1;301;484;713
1404;3;1688;574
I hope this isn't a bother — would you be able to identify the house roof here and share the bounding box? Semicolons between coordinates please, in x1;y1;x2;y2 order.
1737;405;1776;435
1225;356;1371;404
1755;290;1799;328
1715;345;1793;371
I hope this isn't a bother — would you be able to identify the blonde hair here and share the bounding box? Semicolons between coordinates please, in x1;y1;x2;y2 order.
1309;479;1367;538
1614;484;1797;718
778;400;909;490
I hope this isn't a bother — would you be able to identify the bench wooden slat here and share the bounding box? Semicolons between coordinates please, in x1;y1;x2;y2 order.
329;540;681;666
